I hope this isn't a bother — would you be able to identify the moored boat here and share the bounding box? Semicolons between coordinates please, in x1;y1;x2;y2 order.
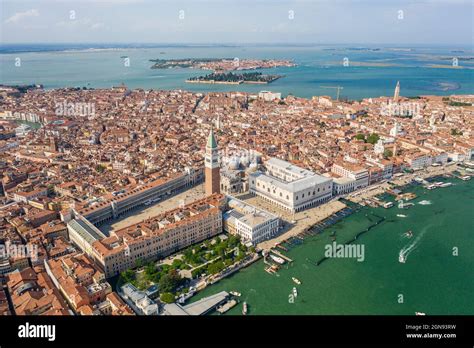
270;254;285;265
440;182;452;187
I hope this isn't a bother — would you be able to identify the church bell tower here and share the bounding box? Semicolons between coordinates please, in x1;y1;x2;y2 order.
205;129;220;196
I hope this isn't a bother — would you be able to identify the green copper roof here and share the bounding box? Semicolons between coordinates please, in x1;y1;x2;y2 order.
207;129;217;148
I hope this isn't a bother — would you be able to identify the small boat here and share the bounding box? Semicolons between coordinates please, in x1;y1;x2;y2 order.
270;254;285;265
396;214;407;218
292;277;301;285
292;287;298;297
399;253;406;263
405;230;413;238
440;182;452;187
398;200;414;209
415;312;426;316
242;302;248;315
230;291;241;297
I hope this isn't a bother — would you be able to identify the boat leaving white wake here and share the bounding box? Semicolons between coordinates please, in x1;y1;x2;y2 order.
418;200;432;205
399;229;428;263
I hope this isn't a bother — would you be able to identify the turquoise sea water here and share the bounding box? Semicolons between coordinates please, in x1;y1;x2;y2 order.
1;45;473;99
189;177;474;315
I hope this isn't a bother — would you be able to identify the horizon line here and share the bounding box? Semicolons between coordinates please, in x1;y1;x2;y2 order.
1;42;473;47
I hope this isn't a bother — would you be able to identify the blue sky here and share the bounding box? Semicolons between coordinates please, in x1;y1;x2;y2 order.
1;0;472;45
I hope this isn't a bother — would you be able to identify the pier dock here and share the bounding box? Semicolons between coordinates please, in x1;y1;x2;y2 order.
270;249;293;263
256;200;347;251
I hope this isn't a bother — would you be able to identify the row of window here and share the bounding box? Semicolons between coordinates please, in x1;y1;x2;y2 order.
255;180;330;201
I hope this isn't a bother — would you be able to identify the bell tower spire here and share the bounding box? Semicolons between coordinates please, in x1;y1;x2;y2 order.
205;128;220;196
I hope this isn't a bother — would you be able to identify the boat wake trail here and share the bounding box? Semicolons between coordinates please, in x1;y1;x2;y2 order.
399;228;428;263
418;200;432;205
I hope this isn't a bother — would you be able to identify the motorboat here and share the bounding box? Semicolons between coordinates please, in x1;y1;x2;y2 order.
242;302;248;315
399;253;406;263
270;254;285;265
292;277;301;285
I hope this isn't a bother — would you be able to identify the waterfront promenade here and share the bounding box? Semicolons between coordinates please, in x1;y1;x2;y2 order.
243;163;463;251
348;164;461;203
235;194;347;251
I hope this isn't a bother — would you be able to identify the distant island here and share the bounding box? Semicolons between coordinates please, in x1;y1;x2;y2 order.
186;72;282;84
150;58;296;71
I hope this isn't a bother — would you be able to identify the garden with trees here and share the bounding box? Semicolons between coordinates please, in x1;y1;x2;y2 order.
118;234;255;302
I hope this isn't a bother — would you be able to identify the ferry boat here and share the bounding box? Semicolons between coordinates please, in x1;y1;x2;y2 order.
292;287;298;297
242;302;248;315
270;254;285;265
292;277;301;285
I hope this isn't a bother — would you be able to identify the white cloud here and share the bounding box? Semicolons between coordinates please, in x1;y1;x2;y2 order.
5;9;39;24
90;23;108;30
55;18;109;31
56;18;91;27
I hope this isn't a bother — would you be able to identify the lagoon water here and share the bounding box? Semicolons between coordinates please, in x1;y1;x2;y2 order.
190;177;474;315
1;45;473;99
